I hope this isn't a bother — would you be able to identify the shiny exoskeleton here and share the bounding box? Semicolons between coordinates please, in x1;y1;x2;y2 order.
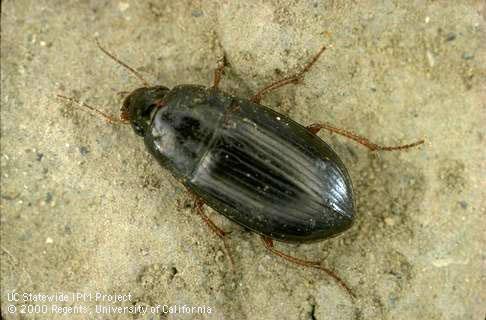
122;84;355;242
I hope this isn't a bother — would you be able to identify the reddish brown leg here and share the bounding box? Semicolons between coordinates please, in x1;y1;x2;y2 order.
194;197;235;268
194;198;227;238
307;123;425;151
261;236;355;298
212;56;227;89
250;46;327;104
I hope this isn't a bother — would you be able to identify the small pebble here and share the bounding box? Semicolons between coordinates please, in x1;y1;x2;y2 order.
192;9;203;17
79;146;89;156
384;217;395;226
118;2;129;12
426;51;435;67
446;32;456;41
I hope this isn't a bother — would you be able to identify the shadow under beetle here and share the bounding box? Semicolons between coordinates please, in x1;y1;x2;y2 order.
58;41;424;299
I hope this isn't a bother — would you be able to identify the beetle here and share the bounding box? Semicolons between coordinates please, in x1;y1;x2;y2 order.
58;42;424;299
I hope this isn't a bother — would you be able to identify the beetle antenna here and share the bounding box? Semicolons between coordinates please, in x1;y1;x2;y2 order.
56;94;129;125
95;39;151;87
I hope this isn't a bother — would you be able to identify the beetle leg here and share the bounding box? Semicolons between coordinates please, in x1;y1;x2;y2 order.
261;236;355;298
194;198;235;268
250;46;326;104
212;56;227;89
307;123;425;151
194;198;227;238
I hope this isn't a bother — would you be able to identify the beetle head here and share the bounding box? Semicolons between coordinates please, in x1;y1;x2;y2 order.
121;86;170;136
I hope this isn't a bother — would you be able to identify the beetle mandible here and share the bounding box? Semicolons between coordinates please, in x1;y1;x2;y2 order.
58;41;424;299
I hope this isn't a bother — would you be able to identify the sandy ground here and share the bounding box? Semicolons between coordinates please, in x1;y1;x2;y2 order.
1;1;485;319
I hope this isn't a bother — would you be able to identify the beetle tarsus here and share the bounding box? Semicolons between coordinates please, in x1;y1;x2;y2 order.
250;45;327;104
261;236;356;299
307;123;425;151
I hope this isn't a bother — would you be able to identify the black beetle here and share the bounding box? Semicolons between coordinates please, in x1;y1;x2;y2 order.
124;83;356;242
58;42;424;298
